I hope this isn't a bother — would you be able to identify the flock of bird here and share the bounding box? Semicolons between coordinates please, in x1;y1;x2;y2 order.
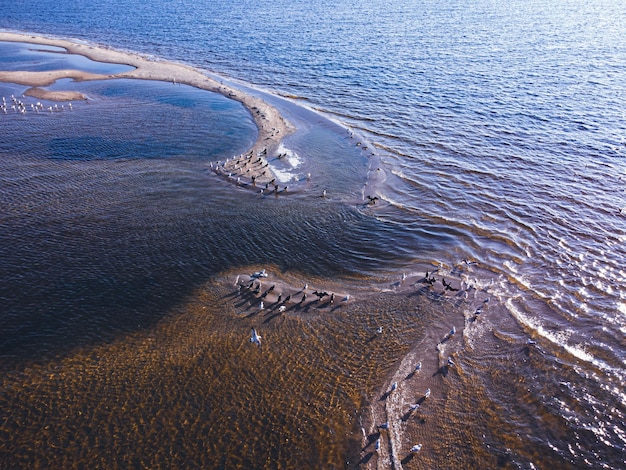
243;269;349;347
211;149;289;194
1;95;73;115
369;323;459;463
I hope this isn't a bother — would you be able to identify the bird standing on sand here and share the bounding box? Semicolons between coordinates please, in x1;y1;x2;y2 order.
424;388;431;399
409;403;420;412
250;328;262;346
378;422;389;429
390;382;398;393
414;361;422;372
410;444;422;453
300;293;307;304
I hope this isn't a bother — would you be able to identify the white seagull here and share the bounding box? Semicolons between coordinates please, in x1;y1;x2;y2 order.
424;388;431;398
252;269;268;278
410;444;422;453
250;328;262;346
414;361;422;372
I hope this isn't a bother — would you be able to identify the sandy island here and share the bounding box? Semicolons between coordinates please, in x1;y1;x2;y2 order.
0;31;294;187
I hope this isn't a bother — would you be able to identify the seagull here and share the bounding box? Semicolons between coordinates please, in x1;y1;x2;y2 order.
448;326;456;337
424;388;431;399
375;438;381;452
376;326;383;334
259;301;264;310
252;269;268;278
278;305;286;313
343;294;350;302
378;422;389;429
447;357;455;367
414;361;422;372
410;444;422;453
250;328;262;346
390;382;398;393
409;403;420;412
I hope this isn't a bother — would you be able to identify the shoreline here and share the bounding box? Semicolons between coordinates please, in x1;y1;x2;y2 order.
0;31;294;185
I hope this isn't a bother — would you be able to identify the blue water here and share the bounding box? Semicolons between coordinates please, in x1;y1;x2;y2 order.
1;0;625;468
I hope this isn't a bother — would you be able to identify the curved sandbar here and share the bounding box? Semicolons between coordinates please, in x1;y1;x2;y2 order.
0;31;294;185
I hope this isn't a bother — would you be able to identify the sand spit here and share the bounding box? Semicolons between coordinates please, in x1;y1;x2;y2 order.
0;31;294;185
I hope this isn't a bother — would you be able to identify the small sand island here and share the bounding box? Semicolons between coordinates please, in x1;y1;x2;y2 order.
0;31;294;188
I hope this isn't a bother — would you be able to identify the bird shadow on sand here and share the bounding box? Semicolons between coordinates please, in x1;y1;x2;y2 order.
357;452;374;466
363;432;380;450
405;370;417;380
433;365;449;378
401;454;415;465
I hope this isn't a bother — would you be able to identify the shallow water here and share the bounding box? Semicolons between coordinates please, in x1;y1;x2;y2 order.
1;0;626;468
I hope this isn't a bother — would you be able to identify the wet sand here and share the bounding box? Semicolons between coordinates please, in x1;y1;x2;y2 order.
0;262;499;468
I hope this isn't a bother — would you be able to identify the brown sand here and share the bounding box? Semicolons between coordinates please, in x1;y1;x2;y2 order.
0;32;294;185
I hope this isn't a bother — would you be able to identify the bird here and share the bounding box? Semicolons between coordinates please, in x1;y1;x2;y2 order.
414;361;422;372
300;293;307;304
376;326;383;334
390;382;398;392
448;326;456;337
278;305;286;313
259;301;264;310
447;357;455;367
424;388;431;399
410;444;422;453
252;269;268;278
276;294;282;303
409;403;420;412
322;189;327;198
378;422;389;429
329;293;335;305
250;328;262;346
343;294;350;302
375;438;381;452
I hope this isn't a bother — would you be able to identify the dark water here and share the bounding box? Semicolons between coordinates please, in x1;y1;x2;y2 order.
1;0;625;468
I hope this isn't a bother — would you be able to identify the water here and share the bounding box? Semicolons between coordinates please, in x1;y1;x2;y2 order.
1;0;625;468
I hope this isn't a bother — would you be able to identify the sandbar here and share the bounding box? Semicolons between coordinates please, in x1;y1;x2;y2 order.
0;31;294;185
